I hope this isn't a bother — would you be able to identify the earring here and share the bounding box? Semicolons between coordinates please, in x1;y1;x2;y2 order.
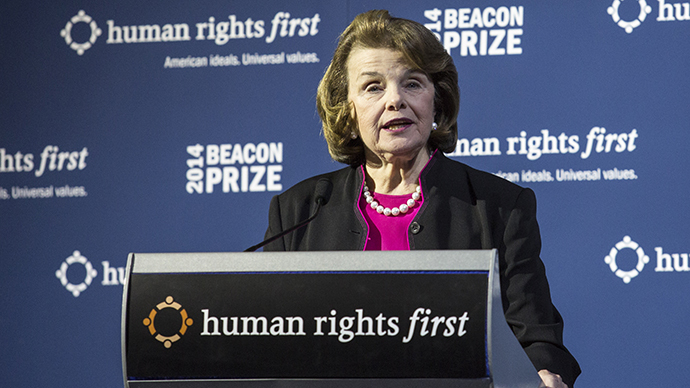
351;131;358;139
432;122;438;131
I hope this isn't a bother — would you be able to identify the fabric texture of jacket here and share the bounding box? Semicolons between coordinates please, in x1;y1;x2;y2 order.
264;152;581;386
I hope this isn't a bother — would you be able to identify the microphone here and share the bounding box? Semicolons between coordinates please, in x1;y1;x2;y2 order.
244;178;333;252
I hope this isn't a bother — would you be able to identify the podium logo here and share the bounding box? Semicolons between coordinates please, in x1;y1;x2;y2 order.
60;10;102;55
604;236;650;283
55;250;99;297
143;296;194;348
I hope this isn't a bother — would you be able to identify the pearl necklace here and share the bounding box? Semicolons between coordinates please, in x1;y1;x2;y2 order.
363;185;421;216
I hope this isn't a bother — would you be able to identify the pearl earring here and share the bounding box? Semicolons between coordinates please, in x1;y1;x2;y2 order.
351;132;358;139
432;122;438;131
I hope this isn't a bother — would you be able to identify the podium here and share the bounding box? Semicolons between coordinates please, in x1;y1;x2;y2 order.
122;250;543;387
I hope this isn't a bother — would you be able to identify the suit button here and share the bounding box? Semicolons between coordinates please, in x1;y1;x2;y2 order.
410;222;421;234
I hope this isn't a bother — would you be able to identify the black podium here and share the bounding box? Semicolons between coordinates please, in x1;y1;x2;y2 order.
122;250;543;387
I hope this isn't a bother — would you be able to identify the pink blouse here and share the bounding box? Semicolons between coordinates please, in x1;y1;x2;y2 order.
359;182;424;251
357;151;436;250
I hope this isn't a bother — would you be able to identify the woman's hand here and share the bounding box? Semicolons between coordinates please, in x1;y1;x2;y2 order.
538;369;568;388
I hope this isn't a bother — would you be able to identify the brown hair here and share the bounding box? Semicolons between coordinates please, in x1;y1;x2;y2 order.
316;9;459;166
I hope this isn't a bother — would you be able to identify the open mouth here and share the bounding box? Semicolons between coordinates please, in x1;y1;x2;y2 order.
382;118;413;131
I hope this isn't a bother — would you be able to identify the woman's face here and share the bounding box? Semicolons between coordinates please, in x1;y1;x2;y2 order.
347;47;435;164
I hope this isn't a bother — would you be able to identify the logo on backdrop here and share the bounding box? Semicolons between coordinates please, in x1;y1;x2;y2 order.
607;0;690;34
604;236;650;283
55;251;99;297
0;145;89;200
54;252;125;297
60;9;323;66
186;142;283;194
446;125;640;184
607;0;653;33
60;10;102;55
604;236;689;283
423;5;525;57
143;296;195;348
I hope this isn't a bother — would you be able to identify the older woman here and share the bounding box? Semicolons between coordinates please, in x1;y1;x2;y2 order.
263;10;580;388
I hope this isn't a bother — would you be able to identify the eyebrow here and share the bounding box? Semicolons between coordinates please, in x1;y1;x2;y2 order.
357;71;381;79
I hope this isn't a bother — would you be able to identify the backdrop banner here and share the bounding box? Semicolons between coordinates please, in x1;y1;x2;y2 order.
1;1;688;387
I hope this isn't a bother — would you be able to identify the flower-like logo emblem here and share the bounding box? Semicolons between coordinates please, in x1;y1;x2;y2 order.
143;296;194;348
605;236;650;284
607;0;653;34
60;10;102;55
55;250;98;297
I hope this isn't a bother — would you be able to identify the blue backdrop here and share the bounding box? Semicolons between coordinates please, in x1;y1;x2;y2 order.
1;1;689;387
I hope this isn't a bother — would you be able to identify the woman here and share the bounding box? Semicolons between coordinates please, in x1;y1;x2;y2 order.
263;10;580;387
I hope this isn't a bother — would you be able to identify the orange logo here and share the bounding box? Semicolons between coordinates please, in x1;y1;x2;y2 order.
143;296;194;348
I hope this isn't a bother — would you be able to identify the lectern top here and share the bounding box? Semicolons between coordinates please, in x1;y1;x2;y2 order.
129;250;495;274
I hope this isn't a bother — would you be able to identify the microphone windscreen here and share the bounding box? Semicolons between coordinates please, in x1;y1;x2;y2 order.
314;178;333;206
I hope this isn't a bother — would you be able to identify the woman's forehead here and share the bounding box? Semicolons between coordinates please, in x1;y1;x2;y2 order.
346;47;423;77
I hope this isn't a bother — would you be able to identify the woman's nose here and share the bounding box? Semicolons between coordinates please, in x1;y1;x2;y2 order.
386;87;406;111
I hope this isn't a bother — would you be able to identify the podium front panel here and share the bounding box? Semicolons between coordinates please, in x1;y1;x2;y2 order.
122;250;529;387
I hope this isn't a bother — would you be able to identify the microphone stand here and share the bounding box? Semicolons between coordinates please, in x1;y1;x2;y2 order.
245;178;332;252
244;199;325;252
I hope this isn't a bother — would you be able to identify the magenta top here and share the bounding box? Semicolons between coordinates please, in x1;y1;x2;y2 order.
357;151;436;250
359;189;423;250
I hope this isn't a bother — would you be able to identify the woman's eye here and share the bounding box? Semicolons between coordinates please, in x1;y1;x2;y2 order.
407;81;422;89
365;84;382;92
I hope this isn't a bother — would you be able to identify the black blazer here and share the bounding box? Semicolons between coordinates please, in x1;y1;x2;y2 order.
264;152;581;386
